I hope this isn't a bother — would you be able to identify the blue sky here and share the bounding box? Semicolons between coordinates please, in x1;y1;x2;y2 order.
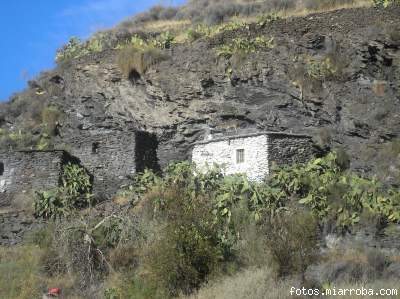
0;0;186;102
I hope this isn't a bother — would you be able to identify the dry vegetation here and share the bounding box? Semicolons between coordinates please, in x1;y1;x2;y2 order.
116;45;168;78
3;155;400;298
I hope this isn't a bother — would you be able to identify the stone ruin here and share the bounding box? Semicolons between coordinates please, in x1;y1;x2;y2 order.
0;129;159;207
0;129;159;245
0;150;78;208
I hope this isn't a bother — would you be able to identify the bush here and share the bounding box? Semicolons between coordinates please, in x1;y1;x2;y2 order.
269;152;400;230
34;163;93;219
373;0;400;7
55;36;104;63
145;187;223;296
41;213;137;290
217;36;274;58
263;210;319;277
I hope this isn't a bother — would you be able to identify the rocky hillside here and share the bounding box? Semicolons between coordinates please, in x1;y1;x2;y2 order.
1;6;400;181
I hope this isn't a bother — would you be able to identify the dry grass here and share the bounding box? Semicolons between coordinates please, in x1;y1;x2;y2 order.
111;0;372;49
142;19;191;32
181;267;399;299
325;247;370;264
0;245;85;299
181;267;300;299
287;0;372;17
0;245;42;299
116;45;168;78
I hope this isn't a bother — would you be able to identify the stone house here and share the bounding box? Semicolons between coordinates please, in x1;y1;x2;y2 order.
0;150;78;207
192;131;314;181
0;130;159;204
57;129;159;199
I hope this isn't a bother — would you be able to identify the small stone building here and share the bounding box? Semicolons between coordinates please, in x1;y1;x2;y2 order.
0;150;77;207
192;131;314;181
0;130;159;205
64;129;159;199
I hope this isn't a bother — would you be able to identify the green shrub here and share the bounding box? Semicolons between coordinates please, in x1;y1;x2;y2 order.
33;190;66;219
55;37;83;63
104;287;120;299
34;163;93;219
145;187;223;297
306;57;339;80
269;152;400;230
153;31;175;49
55;36;104;63
60;163;92;206
373;0;400;7
256;13;281;27
217;36;274;58
263;210;319;277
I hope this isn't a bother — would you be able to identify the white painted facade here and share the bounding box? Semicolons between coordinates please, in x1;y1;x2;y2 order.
192;134;270;181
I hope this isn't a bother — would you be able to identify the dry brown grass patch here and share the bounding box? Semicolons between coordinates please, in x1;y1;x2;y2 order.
116;45;168;78
143;19;191;32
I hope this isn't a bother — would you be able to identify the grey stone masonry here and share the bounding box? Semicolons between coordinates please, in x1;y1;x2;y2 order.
192;131;314;181
64;129;159;199
0;150;76;207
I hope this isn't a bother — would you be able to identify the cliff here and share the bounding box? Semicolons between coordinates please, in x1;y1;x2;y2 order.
1;6;400;180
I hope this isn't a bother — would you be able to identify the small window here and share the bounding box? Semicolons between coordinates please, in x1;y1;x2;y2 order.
0;162;4;175
236;149;245;164
92;142;100;154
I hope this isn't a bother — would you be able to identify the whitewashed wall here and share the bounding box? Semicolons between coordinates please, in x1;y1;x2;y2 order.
192;135;269;181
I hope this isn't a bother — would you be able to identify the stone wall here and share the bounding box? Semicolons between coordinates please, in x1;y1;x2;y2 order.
0;151;73;207
0;210;45;246
65;129;158;199
267;133;315;170
192;134;269;181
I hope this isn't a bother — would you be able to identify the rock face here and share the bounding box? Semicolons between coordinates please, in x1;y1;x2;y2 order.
2;7;400;178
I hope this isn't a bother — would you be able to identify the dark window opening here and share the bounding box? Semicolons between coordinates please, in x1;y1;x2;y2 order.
0;162;4;175
236;149;245;164
92;142;100;154
129;69;141;83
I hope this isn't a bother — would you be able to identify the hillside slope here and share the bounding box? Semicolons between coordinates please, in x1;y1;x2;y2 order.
1;6;400;180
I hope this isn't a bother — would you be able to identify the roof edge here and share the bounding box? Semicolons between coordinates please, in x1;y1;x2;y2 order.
0;149;69;155
194;131;312;145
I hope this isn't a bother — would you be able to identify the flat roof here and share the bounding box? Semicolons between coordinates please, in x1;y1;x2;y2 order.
194;131;312;145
